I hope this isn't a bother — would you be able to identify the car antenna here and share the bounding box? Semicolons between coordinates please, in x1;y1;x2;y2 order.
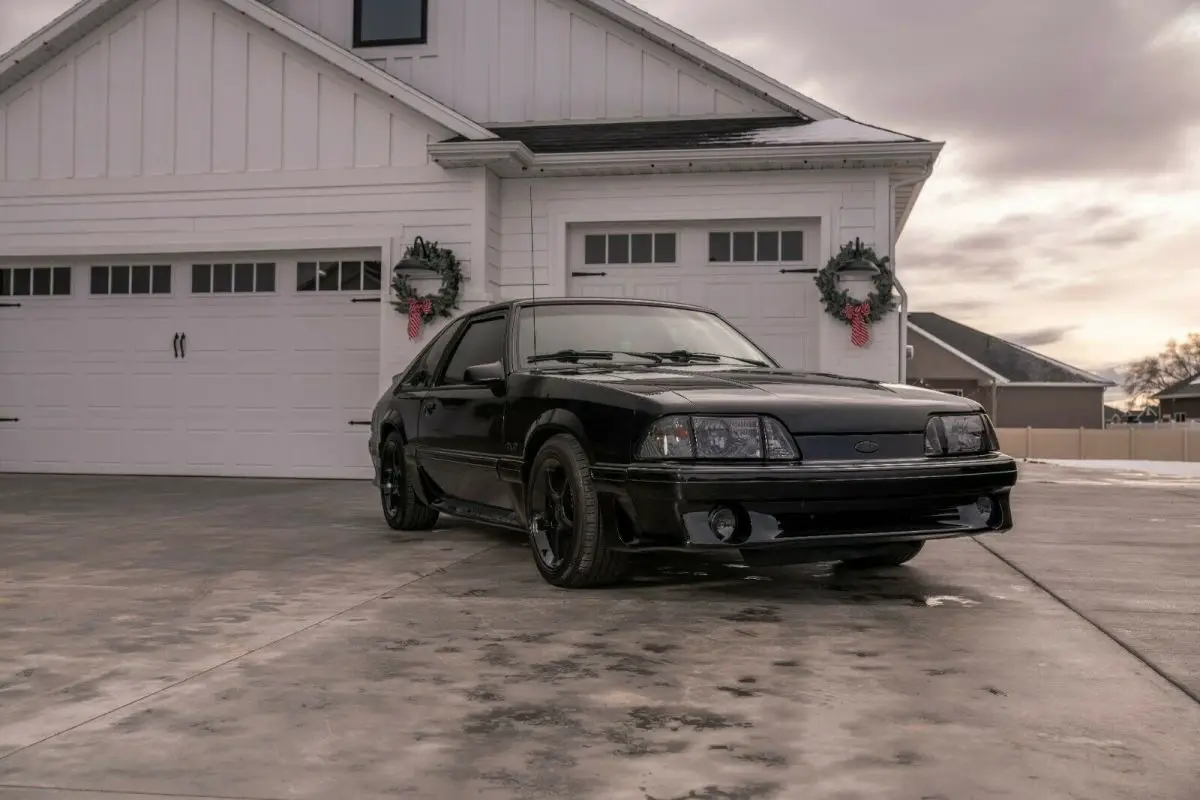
529;183;538;357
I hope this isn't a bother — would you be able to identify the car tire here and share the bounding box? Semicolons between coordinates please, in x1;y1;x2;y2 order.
379;431;439;532
526;433;630;588
839;541;925;569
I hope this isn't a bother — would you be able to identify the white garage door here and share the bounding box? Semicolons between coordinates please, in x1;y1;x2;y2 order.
568;222;820;369
0;252;381;478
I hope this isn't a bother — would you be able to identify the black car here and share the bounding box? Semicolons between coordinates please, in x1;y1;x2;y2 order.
368;297;1018;588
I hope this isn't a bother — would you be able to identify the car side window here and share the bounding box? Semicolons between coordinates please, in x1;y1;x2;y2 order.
399;318;463;390
437;316;507;386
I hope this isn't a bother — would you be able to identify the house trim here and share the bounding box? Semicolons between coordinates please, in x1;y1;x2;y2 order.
908;323;1010;384
1001;338;1114;385
0;0;495;141
575;0;841;120
429;140;944;178
1002;382;1116;389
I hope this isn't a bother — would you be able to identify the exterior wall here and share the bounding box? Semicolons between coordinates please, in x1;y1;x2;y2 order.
1160;396;1200;421
907;328;997;383
272;0;780;124
993;386;1107;430
0;0;444;183
491;168;902;381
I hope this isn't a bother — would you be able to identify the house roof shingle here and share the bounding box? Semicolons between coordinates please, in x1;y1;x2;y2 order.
1154;372;1200;400
908;312;1113;385
442;116;926;154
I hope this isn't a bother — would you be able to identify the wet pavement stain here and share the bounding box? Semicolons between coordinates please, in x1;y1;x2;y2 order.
644;783;782;800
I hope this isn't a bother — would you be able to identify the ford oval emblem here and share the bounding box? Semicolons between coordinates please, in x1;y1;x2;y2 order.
854;440;880;454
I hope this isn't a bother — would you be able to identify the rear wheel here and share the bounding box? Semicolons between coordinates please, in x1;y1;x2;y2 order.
839;541;925;569
379;431;439;531
526;434;629;588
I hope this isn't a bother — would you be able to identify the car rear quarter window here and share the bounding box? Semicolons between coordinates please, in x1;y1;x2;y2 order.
439;316;507;385
400;318;463;389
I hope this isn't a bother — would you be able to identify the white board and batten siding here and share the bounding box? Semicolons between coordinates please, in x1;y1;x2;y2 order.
492;171;901;381
0;0;488;477
272;0;780;124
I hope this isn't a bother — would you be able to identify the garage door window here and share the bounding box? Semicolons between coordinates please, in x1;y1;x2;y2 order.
0;266;71;296
191;263;276;294
297;261;383;292
584;233;676;265
708;230;804;263
90;265;172;295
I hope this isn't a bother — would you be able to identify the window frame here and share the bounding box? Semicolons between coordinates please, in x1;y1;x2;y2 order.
89;264;173;296
707;229;805;264
582;232;679;267
190;262;278;295
397;317;465;391
353;0;429;48
433;312;510;388
296;259;384;293
0;266;72;297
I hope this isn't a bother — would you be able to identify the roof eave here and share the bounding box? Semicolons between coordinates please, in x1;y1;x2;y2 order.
430;140;943;176
1005;381;1118;389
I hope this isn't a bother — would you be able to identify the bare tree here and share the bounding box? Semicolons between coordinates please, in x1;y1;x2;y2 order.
1122;333;1200;400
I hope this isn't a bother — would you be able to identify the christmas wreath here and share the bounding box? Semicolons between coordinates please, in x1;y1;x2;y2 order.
813;238;897;347
390;236;463;340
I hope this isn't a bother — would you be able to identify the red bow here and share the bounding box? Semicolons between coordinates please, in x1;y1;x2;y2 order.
844;302;872;347
407;298;433;340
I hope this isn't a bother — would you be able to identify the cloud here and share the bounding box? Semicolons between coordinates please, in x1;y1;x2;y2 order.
634;0;1200;181
1001;326;1078;348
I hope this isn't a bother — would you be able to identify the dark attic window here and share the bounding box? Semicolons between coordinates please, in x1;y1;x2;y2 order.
354;0;429;47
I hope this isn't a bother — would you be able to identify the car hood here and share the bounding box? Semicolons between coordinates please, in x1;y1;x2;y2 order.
554;365;980;434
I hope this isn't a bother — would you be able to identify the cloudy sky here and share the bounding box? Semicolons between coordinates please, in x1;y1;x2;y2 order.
3;0;1198;384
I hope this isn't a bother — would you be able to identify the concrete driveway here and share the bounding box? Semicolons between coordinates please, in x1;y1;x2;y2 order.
1;466;1198;800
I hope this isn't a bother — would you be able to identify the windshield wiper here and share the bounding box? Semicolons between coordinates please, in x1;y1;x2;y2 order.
527;349;662;365
654;350;770;367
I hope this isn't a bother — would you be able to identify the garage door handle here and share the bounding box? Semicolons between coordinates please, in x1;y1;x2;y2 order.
172;333;180;358
348;420;372;426
571;271;607;277
779;268;816;274
0;417;17;423
179;333;187;359
0;302;20;308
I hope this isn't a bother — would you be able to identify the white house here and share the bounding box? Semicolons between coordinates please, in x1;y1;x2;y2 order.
0;0;943;479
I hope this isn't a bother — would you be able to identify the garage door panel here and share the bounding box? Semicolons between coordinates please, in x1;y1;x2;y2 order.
0;254;380;478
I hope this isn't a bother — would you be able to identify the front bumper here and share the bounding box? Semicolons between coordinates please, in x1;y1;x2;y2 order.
592;453;1018;556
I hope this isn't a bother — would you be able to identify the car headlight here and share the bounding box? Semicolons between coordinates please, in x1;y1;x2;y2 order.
636;415;799;461
924;413;996;456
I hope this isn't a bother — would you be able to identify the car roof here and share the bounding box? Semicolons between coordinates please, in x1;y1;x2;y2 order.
465;296;718;319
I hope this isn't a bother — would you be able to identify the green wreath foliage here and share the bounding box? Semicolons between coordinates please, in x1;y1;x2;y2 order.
390;236;463;322
813;238;898;325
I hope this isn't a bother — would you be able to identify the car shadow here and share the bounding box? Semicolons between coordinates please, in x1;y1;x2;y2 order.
391;520;985;607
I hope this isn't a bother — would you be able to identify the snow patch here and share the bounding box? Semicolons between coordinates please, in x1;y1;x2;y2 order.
1034;459;1200;479
924;595;980;607
744;118;917;145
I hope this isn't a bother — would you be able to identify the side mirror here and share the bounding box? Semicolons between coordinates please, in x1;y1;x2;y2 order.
463;361;505;387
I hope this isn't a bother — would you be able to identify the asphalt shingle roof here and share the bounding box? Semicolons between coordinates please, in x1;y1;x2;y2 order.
443;116;926;154
1154;372;1200;399
908;312;1111;385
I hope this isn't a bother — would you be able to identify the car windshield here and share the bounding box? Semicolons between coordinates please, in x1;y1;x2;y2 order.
515;303;776;368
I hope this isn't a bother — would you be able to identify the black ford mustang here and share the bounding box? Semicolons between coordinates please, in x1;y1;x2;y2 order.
368;297;1018;588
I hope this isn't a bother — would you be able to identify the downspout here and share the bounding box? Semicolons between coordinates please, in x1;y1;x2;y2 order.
888;163;935;384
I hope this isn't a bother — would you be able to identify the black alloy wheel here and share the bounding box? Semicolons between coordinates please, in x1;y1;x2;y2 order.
379;431;439;531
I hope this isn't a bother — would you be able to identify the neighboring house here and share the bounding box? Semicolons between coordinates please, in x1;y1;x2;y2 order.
907;313;1116;429
0;0;942;478
1154;373;1200;422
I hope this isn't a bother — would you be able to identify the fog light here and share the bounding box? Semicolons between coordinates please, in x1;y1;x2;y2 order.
975;496;993;519
708;506;738;541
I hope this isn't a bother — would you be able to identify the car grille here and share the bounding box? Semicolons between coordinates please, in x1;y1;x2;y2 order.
771;507;969;538
792;433;925;461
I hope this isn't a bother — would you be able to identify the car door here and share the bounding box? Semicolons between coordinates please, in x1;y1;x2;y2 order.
382;316;464;454
415;312;511;509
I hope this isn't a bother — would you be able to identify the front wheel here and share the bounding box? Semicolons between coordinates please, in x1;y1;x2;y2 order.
526;434;629;588
839;541;925;569
379;431;439;531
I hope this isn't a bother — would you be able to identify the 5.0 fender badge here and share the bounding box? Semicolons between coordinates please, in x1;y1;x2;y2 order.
854;440;880;454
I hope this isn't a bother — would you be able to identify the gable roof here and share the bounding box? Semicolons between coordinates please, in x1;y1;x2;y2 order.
576;0;841;120
1154;371;1200;400
0;0;494;141
908;312;1115;386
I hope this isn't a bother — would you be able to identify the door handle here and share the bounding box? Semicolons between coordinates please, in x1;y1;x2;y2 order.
179;332;187;359
422;399;438;415
173;333;180;358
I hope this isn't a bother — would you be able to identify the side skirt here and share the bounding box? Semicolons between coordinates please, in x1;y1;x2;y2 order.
429;497;526;532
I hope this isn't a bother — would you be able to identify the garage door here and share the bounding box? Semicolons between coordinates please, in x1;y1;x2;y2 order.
568;223;819;369
0;253;381;478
